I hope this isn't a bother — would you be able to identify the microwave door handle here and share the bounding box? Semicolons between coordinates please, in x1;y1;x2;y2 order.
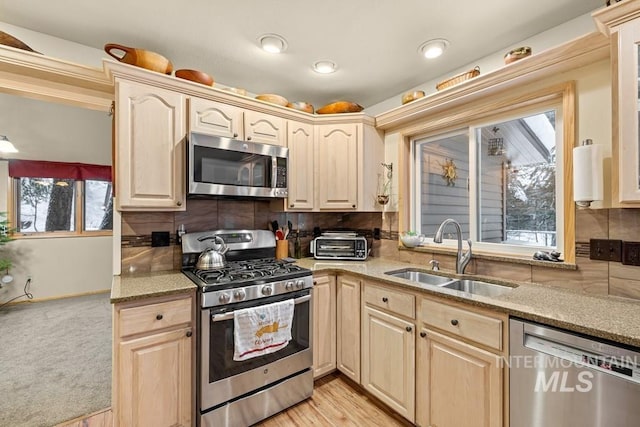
211;294;311;322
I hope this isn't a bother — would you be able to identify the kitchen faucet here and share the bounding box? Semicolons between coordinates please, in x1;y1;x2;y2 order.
433;218;472;274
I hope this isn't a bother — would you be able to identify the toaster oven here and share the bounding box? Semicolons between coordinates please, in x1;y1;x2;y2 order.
310;232;368;260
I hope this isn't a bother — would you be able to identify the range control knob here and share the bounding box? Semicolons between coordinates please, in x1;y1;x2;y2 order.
234;289;246;301
285;281;295;291
218;293;231;304
296;279;305;289
261;285;273;296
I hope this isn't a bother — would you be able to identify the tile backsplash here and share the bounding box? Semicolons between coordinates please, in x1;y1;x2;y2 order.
120;201;640;301
120;199;387;274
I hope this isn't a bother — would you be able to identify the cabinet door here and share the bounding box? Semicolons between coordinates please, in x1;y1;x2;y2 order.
244;110;286;146
616;21;640;203
117;327;193;427
416;328;502;427
362;305;415;422
116;80;186;210
287;121;315;210
315;123;358;210
189;97;243;139
337;275;361;383
313;274;336;378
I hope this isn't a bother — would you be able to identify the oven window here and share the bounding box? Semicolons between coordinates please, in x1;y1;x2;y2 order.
194;146;272;188
208;296;310;383
316;239;356;257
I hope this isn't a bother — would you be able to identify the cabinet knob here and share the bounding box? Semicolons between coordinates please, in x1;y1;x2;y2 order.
382;297;388;303
233;133;238;138
156;314;163;320
450;319;459;326
176;201;182;206
352;204;356;208
406;326;412;332
247;136;252;141
186;330;192;337
420;332;427;338
313;281;317;285
290;204;295;208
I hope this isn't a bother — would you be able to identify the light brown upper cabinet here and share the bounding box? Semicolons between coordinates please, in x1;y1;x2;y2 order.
115;79;186;211
594;1;640;205
189;97;286;146
286;120;315;210
315;123;360;210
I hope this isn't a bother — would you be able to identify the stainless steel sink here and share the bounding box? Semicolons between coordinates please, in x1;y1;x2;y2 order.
440;279;514;297
384;268;455;286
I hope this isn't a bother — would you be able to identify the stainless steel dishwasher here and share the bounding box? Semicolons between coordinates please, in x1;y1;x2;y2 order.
510;318;640;427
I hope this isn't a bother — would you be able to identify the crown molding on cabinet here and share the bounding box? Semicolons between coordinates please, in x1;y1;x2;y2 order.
0;44;113;110
374;31;609;132
104;60;375;127
592;0;640;35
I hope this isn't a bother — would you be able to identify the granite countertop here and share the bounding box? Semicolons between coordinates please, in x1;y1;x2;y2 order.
296;257;640;348
111;271;197;303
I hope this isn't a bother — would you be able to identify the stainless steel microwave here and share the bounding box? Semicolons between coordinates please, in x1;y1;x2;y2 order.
188;132;288;198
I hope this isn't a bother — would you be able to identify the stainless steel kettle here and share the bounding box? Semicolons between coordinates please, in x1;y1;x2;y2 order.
196;236;228;269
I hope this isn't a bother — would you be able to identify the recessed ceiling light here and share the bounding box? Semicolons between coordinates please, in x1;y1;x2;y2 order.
313;60;337;74
259;34;287;54
418;39;450;59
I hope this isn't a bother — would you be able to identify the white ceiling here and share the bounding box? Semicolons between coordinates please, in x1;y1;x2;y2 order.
0;0;604;109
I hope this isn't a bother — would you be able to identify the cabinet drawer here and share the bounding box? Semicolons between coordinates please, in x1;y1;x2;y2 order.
421;299;502;351
119;296;192;338
364;284;415;319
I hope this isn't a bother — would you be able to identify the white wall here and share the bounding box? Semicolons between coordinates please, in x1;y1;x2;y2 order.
0;21;106;67
0;93;113;302
365;13;599;116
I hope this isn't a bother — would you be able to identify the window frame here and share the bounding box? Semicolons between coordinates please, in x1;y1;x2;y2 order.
397;81;576;263
410;104;564;257
8;177;112;239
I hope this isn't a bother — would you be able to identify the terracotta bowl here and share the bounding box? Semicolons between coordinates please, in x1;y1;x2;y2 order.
175;69;214;86
256;93;289;107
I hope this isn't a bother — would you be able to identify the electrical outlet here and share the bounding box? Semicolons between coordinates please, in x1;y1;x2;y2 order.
151;231;170;247
622;241;640;266
589;239;622;262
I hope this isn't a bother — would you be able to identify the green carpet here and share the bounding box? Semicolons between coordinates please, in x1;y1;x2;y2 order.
0;292;112;427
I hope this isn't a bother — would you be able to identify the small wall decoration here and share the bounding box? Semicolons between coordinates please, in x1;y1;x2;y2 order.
488;126;505;156
440;158;458;186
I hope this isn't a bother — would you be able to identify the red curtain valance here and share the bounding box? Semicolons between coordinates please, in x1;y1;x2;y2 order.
8;160;112;181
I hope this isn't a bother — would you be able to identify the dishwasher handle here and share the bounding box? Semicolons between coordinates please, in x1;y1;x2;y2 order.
523;331;640;384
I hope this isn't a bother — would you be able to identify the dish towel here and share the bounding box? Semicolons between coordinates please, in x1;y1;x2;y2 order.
233;298;294;361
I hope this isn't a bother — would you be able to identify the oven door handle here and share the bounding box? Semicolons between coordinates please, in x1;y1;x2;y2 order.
211;294;311;322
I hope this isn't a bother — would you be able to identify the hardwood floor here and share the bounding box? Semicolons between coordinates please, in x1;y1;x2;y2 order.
56;373;412;427
256;373;412;427
55;407;113;427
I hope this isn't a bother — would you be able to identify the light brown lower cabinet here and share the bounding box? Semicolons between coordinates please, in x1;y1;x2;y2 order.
362;305;415;422
113;292;195;427
336;275;361;383
416;328;503;427
313;274;337;378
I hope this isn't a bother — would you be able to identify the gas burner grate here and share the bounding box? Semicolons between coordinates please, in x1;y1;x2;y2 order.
194;258;302;285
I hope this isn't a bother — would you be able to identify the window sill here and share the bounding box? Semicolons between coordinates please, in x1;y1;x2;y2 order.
398;244;578;271
14;231;113;239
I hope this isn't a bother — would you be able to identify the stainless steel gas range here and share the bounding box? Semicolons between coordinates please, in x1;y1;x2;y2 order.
181;229;314;427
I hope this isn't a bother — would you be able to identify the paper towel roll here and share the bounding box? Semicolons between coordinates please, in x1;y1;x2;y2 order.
573;143;603;205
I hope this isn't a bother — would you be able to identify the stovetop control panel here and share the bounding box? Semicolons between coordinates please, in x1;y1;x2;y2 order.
198;274;314;308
